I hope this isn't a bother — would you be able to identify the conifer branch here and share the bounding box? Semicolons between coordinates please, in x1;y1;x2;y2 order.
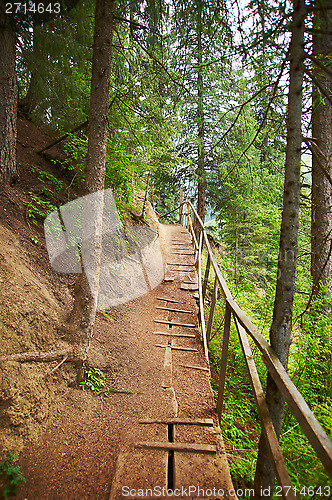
304;68;332;107
304;52;332;79
133;38;190;93
214;56;287;185
113;15;150;31
303;137;332;187
209;83;273;153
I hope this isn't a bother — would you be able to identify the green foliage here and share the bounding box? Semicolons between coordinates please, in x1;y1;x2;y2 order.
280;422;331;491
0;452;26;499
99;309;113;322
105;136;138;201
26;194;57;223
79;367;130;397
293;289;332;406
208;100;283;285
17;3;94;129
31;166;64;192
62;134;87;185
222;412;258;485
79;367;107;394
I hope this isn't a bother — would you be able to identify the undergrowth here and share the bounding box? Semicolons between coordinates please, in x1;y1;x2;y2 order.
80;367;131;396
0;452;26;499
204;249;332;497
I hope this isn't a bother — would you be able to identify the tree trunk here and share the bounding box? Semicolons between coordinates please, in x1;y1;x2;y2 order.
311;0;332;293
196;0;205;223
254;0;306;496
0;13;18;184
67;0;115;379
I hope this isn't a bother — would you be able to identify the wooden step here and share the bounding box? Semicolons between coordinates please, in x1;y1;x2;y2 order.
180;364;210;372
135;441;217;454
153;331;196;338
155;344;198;352
167;262;195;267
181;284;199;291
109;449;168;500
139;418;214;426
156;297;184;304
154;319;196;328
156;306;193;314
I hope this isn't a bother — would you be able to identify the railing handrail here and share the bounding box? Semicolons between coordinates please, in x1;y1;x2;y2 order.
172;199;332;492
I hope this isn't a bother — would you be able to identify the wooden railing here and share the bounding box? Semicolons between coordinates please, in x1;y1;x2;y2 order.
176;200;332;498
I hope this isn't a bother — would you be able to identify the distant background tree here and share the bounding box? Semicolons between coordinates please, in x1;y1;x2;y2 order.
170;0;231;222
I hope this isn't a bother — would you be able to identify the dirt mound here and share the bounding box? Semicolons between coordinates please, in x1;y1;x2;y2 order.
0;117;78;455
0;222;74;452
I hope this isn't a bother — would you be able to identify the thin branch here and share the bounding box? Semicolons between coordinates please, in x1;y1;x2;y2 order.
116;103;142;146
45;356;68;377
113;15;149;31
217;56;288;184
116;95;152;119
37;120;88;154
304;51;332;79
304;68;332;107
113;14;163;39
209;83;273;153
133;38;190;93
295;230;332;322
306;6;332;11
303;137;332;187
113;27;136;68
192;56;225;69
37;94;118;155
305;28;332;35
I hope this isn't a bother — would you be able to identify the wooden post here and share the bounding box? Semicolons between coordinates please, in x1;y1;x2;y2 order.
194;216;199;243
194;227;199;269
206;275;218;344
189;217;199;252
216;302;231;420
179;186;183;224
202;254;211;303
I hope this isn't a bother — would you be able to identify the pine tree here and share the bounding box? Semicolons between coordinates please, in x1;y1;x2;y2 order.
254;0;306;494
310;0;332;292
171;0;232;221
0;11;18;183
67;0;115;379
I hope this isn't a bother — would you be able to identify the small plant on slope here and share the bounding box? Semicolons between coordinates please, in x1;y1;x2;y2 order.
79;367;107;394
0;452;26;499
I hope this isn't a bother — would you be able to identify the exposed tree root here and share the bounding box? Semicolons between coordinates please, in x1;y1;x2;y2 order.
0;348;73;364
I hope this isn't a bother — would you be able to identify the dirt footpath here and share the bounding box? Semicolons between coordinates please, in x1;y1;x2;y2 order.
16;223;232;500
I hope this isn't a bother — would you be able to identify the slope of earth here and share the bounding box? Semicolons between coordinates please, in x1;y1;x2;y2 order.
0;116;78;455
0;116;162;498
